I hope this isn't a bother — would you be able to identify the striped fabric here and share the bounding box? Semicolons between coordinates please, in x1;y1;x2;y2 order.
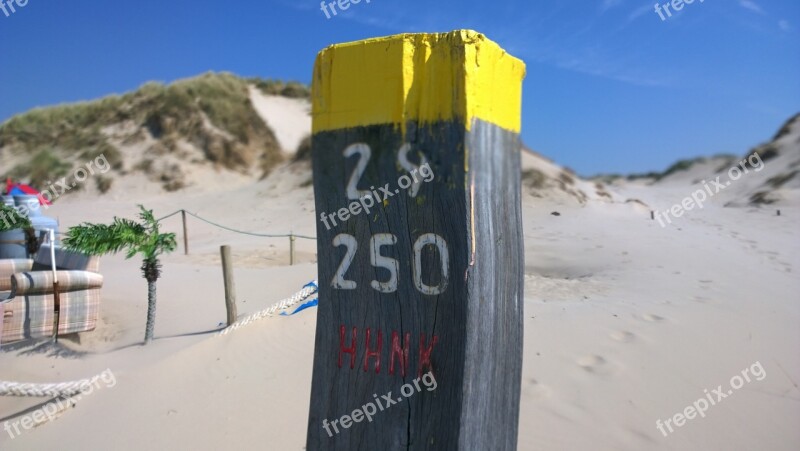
0;259;34;291
0;287;102;343
0;246;102;345
11;271;103;295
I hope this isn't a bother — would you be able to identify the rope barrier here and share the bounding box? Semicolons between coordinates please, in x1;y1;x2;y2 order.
156;210;184;222
156;209;316;240
2;281;319;396
0;373;105;398
219;280;318;335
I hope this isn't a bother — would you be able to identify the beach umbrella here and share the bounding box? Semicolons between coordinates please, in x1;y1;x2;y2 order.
4;178;52;206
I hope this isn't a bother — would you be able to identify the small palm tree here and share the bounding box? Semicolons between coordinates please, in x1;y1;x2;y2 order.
0;203;32;231
63;205;177;344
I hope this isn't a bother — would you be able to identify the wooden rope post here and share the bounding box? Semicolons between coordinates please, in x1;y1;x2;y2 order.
48;230;61;343
289;233;296;266
220;245;237;326
306;30;526;450
181;210;189;255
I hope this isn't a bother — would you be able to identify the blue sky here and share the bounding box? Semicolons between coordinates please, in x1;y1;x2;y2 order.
0;0;797;175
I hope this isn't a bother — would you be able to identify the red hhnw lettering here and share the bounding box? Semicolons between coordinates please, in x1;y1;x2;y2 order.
338;325;357;369
418;334;439;377
363;328;383;373
389;331;411;377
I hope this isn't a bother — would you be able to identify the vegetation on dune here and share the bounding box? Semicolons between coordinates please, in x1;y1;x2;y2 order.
7;148;72;189
521;169;546;189
659;158;703;179
773;112;800;141
751;144;779;163
248;78;311;99
293;134;312;163
590;154;738;183
0;72;308;193
95;175;113;193
765;170;798;189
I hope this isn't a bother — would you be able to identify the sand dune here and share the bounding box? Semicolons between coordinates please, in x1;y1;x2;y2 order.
1;92;798;450
249;87;311;155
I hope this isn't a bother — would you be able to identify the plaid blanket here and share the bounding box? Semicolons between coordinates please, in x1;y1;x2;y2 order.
0;286;102;343
0;259;34;292
0;246;103;344
12;271;103;295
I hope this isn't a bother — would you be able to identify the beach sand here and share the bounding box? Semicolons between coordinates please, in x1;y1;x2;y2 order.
1;99;798;450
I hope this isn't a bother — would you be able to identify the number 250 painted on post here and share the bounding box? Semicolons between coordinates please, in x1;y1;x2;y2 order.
331;142;450;296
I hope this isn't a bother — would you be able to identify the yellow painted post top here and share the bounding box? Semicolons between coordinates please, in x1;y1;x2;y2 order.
312;30;526;134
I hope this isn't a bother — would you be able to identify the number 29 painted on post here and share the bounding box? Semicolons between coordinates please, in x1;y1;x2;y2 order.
330;142;450;296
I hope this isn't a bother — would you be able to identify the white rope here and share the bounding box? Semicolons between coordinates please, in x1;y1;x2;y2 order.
0;374;103;398
1;281;319;396
219;280;318;335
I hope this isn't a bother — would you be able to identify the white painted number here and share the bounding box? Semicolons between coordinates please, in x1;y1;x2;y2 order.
413;233;450;295
331;233;449;295
369;234;399;293
343;143;372;201
397;143;429;198
344;142;428;201
331;234;358;289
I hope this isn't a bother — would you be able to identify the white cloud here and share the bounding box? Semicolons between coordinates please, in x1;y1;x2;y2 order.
739;1;766;15
778;20;791;32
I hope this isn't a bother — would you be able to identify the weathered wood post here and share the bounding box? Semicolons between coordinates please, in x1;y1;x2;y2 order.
181;209;189;255
220;245;237;326
49;230;61;342
289;233;296;266
306;30;526;450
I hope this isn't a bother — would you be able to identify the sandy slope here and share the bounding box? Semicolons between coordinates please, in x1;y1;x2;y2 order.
249;87;311;154
1;152;799;450
2;181;798;450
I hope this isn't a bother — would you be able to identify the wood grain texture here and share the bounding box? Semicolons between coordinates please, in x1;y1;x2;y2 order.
459;119;524;450
306;119;523;450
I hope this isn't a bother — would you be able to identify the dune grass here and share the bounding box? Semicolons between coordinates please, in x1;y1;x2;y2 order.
0;72;299;191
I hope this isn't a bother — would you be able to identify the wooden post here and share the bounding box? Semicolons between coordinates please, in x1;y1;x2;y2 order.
220;245;237;326
48;230;61;343
181;210;189;255
651;210;655;220
306;30;525;450
52;281;61;343
289;233;296;266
